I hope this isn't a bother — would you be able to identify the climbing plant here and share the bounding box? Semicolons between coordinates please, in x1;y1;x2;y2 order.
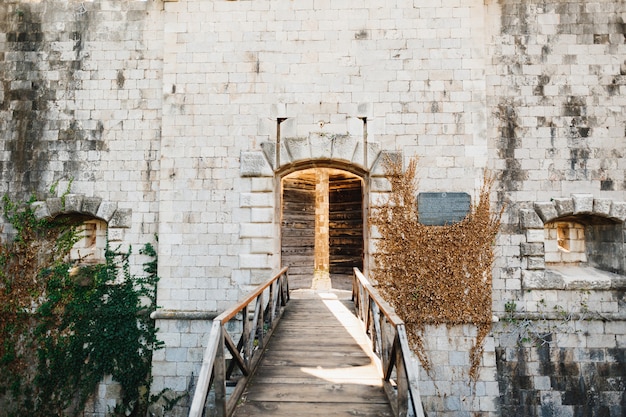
0;194;162;416
370;157;502;380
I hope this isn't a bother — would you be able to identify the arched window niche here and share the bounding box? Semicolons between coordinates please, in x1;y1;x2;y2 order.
30;193;132;265
519;194;626;290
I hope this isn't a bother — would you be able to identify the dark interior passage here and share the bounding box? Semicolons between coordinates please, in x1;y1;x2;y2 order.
281;169;363;290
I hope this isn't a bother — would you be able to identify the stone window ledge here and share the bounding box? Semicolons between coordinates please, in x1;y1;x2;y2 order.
522;265;626;290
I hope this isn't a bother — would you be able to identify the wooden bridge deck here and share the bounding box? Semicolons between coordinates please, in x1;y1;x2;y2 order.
232;290;393;417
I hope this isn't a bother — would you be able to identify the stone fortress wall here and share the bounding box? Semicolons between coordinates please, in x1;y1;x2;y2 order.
0;0;624;416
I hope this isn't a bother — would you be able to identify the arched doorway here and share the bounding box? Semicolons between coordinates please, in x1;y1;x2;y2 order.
281;168;364;290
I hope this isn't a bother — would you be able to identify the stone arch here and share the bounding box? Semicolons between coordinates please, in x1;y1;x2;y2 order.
240;134;392;178
519;194;626;289
30;194;132;244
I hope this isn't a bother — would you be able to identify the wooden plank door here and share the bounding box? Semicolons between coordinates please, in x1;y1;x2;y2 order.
281;173;316;289
329;173;363;289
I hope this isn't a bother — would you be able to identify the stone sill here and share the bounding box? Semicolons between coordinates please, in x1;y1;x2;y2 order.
151;310;219;320
522;265;626;290
498;311;626;322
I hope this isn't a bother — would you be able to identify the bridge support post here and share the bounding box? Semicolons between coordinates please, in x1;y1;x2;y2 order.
213;330;226;417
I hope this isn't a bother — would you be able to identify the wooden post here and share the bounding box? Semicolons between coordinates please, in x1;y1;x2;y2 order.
214;328;227;417
395;332;408;417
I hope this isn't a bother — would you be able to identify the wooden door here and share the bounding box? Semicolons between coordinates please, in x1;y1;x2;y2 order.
281;173;316;289
329;173;363;288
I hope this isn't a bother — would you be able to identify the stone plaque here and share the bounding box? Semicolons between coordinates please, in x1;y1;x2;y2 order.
418;192;471;226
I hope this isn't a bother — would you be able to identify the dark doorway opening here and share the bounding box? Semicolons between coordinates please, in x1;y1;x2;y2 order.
281;168;363;290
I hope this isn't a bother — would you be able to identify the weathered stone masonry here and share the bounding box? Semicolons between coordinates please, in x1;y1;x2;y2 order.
1;0;625;416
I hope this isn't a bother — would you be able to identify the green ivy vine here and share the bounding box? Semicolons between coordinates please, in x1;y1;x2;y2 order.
0;194;162;416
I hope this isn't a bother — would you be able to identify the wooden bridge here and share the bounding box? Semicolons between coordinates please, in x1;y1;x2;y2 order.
188;268;424;417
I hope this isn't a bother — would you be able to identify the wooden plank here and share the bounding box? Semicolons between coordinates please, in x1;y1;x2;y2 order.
243;382;389;403
234;401;393;417
259;351;372;367
251;364;382;380
232;293;392;417
251;376;382;385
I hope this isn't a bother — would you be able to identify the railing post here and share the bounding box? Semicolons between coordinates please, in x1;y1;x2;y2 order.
258;292;265;348
395;333;408;417
214;327;227;417
241;304;250;364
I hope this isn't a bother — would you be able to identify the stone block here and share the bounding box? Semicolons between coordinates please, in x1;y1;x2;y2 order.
240;151;273;177
526;256;545;270
239;253;269;269
64;194;84;212
522;270;563;289
572;193;594;214
239;223;273;239
356;102;373;118
609;201;626;221
366;142;382;171
82;196;102;217
250;207;273;223
370;150;399;177
519;209;544;229
526;229;545;242
270;103;287;118
448;351;468;366
285;136;310;161
309;132;334;159
534;202;558;223
31;201;50;219
109;208;132;228
331;134;358;162
346;117;363;136
553;198;574;216
521;242;544;256
278;140;292;166
108;228;124;242
260;142;276;169
46;198;63;216
593;198;612;216
96;201;118;222
240;192;272;208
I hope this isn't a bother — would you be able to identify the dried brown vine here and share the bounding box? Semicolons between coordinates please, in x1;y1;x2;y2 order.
370;157;502;381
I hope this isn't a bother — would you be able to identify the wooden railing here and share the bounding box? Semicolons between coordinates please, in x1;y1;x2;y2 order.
352;268;425;417
188;267;290;417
